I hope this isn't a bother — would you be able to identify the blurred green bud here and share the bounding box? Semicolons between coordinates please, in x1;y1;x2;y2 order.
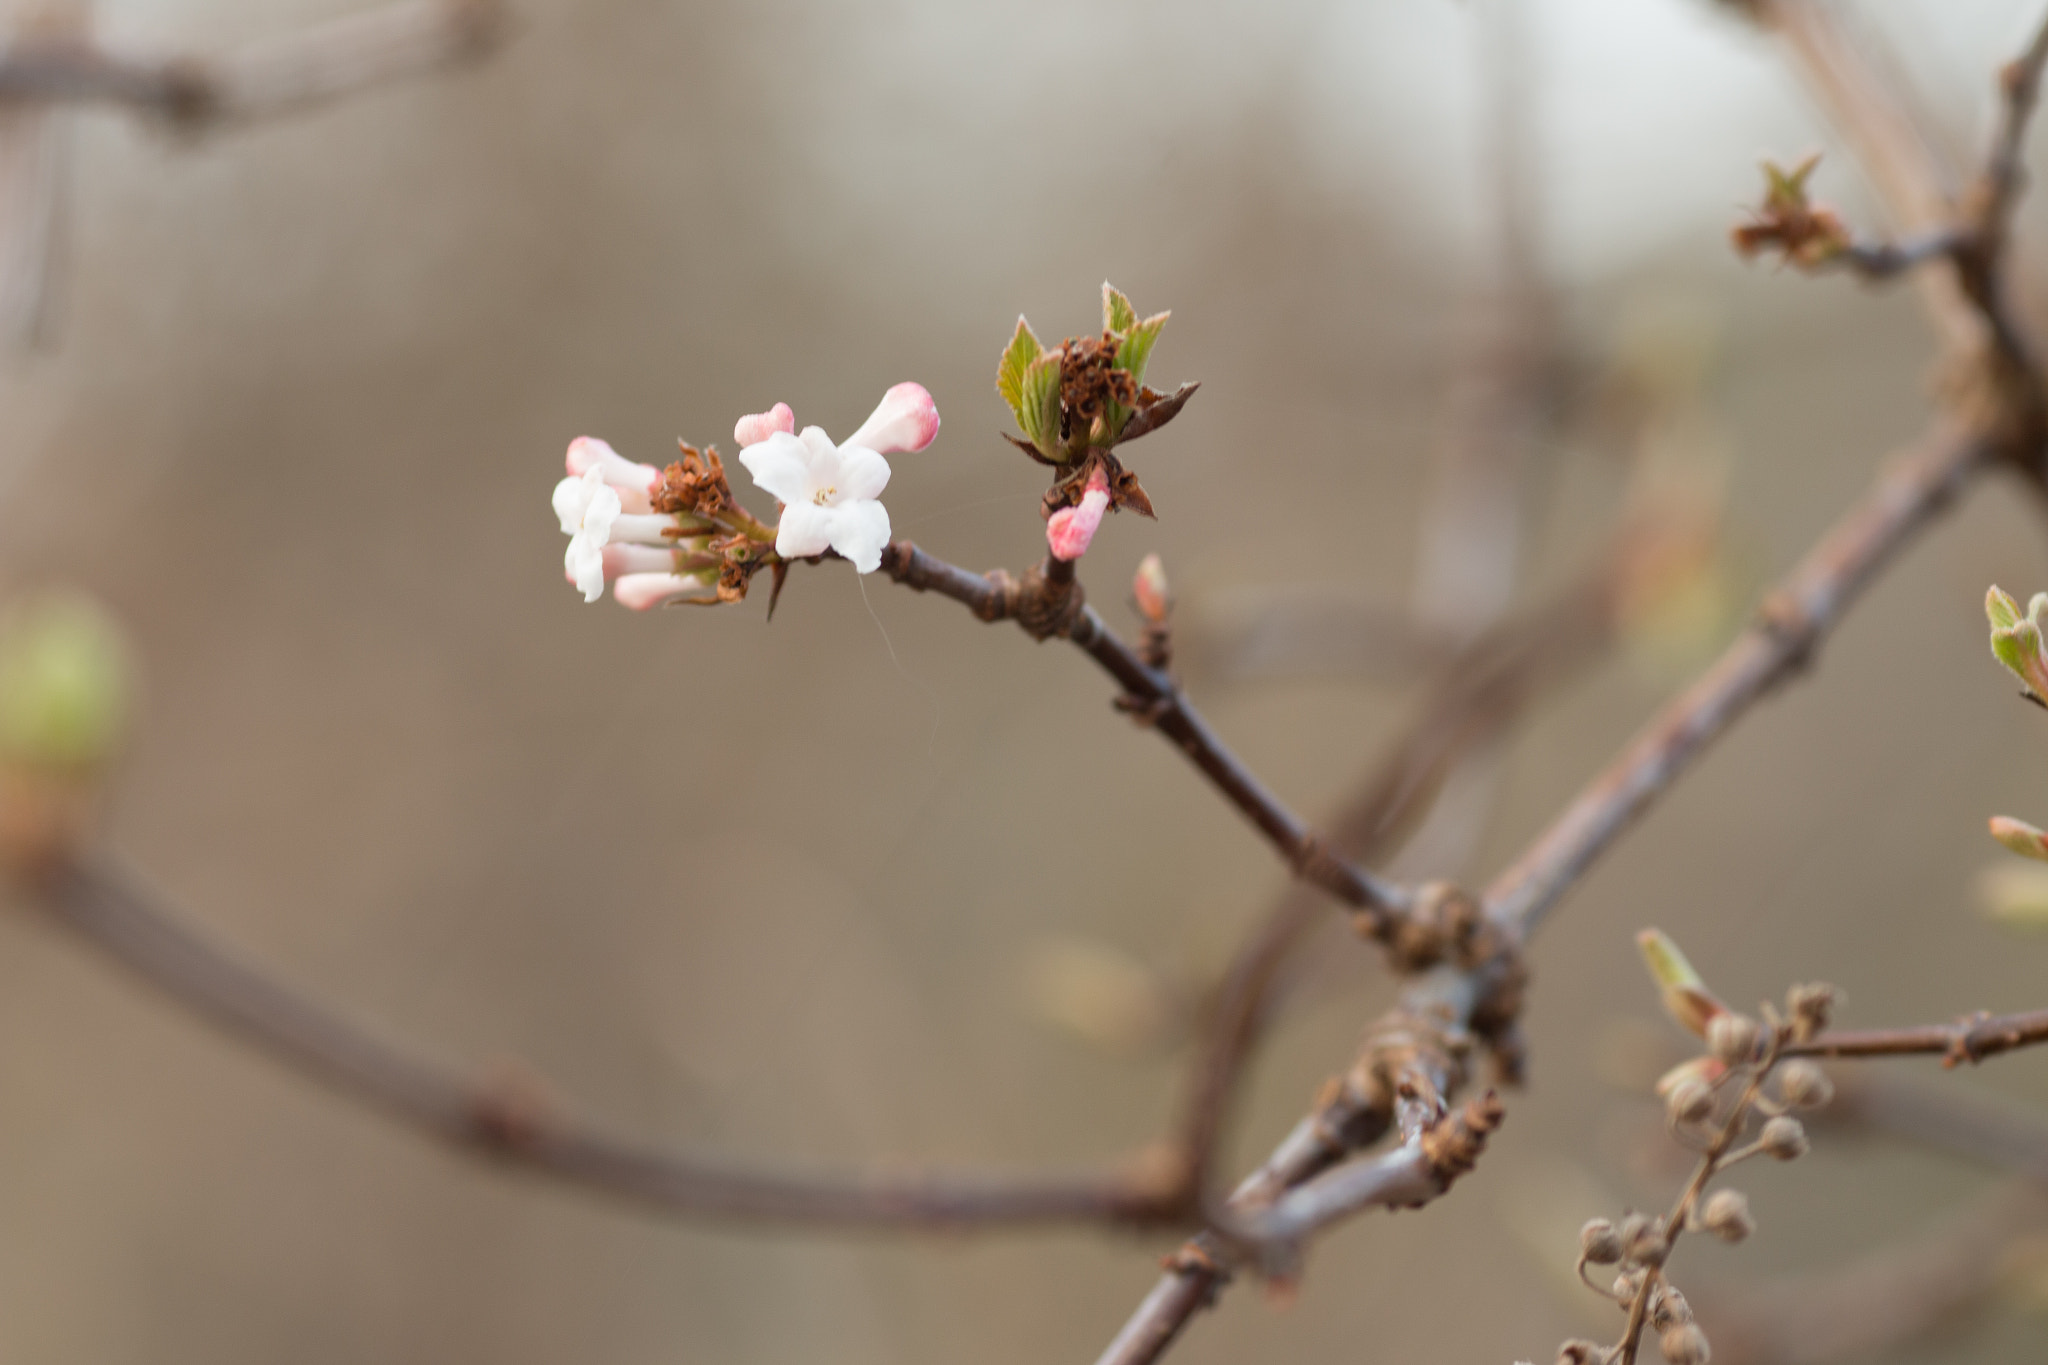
1637;928;1725;1038
1977;860;2048;927
0;590;132;773
1991;815;2048;863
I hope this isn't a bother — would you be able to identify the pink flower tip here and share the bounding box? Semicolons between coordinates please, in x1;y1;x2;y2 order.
1048;470;1112;562
565;436;659;511
845;382;940;455
734;403;796;448
613;573;714;611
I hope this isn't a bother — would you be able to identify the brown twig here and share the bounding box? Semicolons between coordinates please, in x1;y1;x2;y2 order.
1785;1006;2048;1065
1092;332;2010;1365
1171;533;1632;1193
33;858;1183;1231
878;542;1415;924
0;0;507;128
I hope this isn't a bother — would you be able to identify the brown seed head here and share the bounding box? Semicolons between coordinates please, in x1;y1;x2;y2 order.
1650;1284;1693;1330
1707;1013;1761;1066
1759;1115;1809;1161
1665;1076;1714;1125
1776;1060;1833;1109
1580;1218;1624;1265
1660;1322;1711;1365
1700;1188;1754;1242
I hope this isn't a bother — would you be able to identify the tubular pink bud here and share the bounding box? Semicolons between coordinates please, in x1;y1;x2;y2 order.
734;402;796;448
613;573;714;611
844;382;940;455
1048;468;1112;562
1133;553;1171;623
565;437;661;514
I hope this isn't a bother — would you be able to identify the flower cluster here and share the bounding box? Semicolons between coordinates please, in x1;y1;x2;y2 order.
735;382;939;574
552;438;714;609
549;383;938;608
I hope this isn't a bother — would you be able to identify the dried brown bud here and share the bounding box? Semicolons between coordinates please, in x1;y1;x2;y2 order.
1556;1341;1606;1365
1580;1218;1625;1265
1700;1188;1754;1242
1786;982;1837;1038
1612;1268;1647;1301
1759;1115;1809;1161
1660;1322;1711;1365
1627;1224;1670;1269
1776;1060;1834;1109
1665;1075;1714;1125
1707;1013;1760;1066
1650;1284;1694;1330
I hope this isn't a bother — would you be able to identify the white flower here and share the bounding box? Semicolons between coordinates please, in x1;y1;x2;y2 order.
551;437;693;603
554;466;622;602
734;383;940;575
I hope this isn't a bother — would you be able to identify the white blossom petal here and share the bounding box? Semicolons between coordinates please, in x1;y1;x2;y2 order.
836;445;892;502
774;501;837;560
739;432;815;506
565;532;608;602
826;498;891;573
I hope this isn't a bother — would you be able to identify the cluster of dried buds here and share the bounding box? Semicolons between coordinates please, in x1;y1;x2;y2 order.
1539;935;1838;1365
1730;154;1853;269
997;283;1198;562
550;383;941;609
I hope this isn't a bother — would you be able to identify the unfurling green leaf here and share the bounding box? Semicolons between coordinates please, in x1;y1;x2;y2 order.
996;316;1044;426
1988;586;2024;632
1116;311;1169;391
1636;929;1726;1039
1018;352;1064;459
1103;282;1137;337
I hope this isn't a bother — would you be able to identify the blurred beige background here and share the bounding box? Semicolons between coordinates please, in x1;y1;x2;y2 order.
0;0;2045;1361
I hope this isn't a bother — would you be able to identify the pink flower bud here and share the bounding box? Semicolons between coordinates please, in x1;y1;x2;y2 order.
734;402;796;448
844;382;940;455
565;437;660;513
1048;468;1112;562
1133;553;1170;623
613;572;715;611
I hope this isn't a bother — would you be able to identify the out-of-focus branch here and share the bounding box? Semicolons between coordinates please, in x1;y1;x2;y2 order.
1742;0;1978;353
1093;408;2001;1365
0;0;507;128
1482;418;1992;937
878;542;1417;927
1172;520;1654;1193
32;859;1183;1231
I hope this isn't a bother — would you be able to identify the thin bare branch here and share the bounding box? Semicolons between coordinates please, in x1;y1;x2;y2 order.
33;859;1181;1231
1784;1006;2048;1064
1173;529;1636;1191
878;541;1414;924
0;0;507;128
